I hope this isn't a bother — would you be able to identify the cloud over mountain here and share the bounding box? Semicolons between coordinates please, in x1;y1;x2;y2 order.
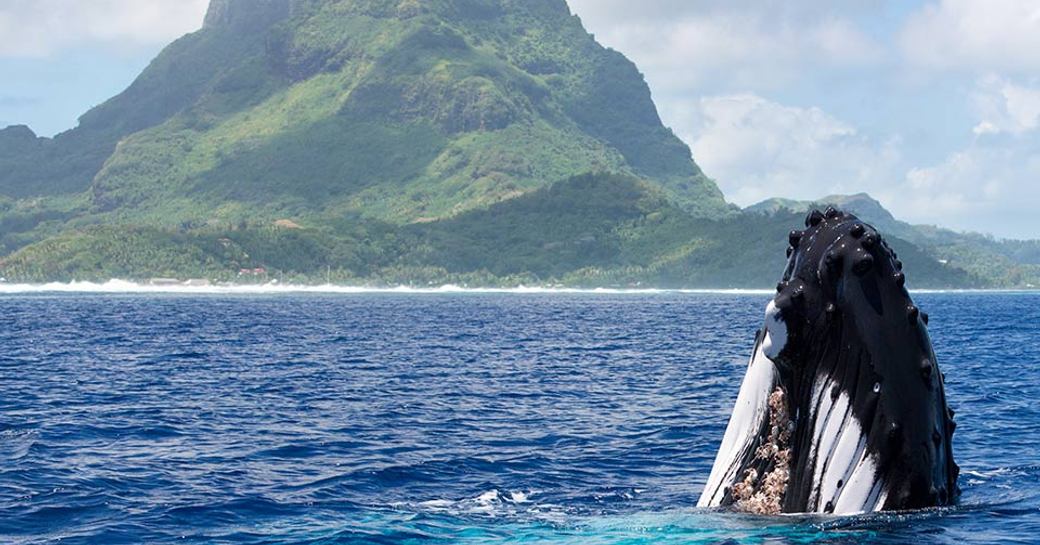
0;0;208;57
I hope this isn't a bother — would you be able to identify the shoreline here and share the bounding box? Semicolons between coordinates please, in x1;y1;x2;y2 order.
0;279;1036;296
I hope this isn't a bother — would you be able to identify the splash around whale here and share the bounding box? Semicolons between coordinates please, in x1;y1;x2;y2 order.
698;207;960;515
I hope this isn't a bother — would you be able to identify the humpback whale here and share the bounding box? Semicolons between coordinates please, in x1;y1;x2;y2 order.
698;207;959;515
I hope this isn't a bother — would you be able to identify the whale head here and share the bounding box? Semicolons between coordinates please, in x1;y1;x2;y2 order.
698;207;960;515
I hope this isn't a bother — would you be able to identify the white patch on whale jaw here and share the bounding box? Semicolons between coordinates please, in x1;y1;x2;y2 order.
697;339;778;508
761;300;787;360
698;302;785;509
699;300;889;515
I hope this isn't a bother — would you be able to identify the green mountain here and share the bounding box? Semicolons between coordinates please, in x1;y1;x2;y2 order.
0;0;725;224
0;0;1030;288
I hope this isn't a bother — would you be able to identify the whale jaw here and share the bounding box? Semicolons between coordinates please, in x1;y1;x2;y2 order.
699;208;959;515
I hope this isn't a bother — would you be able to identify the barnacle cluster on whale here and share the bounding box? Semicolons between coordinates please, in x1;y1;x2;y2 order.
699;207;960;515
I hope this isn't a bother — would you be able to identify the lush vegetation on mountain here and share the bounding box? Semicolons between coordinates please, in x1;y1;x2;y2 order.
1;0;725;224
0;174;978;288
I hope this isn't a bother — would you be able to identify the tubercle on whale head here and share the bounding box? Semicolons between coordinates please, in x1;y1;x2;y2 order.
705;207;960;515
768;210;856;371
773;208;913;365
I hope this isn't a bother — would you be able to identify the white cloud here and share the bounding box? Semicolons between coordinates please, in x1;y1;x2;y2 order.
901;0;1040;74
567;1;884;91
678;93;1039;238
678;94;902;207
891;143;1040;237
0;0;209;57
973;76;1040;135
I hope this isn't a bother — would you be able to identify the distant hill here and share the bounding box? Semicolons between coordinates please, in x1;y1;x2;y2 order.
747;193;896;227
746;194;1040;288
0;0;1033;288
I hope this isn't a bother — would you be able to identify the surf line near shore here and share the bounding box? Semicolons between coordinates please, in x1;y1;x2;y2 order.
0;279;1028;296
0;279;780;295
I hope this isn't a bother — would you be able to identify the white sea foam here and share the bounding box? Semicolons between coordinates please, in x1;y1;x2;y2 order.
412;489;541;517
0;279;1028;296
476;490;500;503
0;279;775;296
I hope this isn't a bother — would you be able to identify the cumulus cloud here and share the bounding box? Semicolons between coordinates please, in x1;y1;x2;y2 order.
678;92;1039;238
973;76;1040;135
567;0;884;91
0;0;209;57
892;143;1040;237
677;94;902;207
901;0;1040;74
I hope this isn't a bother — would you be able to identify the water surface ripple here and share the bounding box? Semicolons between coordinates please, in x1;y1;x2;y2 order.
1;292;1037;543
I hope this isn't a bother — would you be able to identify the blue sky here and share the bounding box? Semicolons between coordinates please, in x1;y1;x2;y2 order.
1;0;1039;239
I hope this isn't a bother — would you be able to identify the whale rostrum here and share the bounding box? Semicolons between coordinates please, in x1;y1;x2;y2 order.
698;207;959;515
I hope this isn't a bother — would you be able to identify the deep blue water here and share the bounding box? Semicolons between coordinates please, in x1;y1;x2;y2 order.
1;291;1039;544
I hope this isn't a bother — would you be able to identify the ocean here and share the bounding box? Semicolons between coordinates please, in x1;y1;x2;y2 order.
1;289;1038;544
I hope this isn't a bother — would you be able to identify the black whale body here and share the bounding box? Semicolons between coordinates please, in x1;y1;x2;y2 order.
698;207;959;515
